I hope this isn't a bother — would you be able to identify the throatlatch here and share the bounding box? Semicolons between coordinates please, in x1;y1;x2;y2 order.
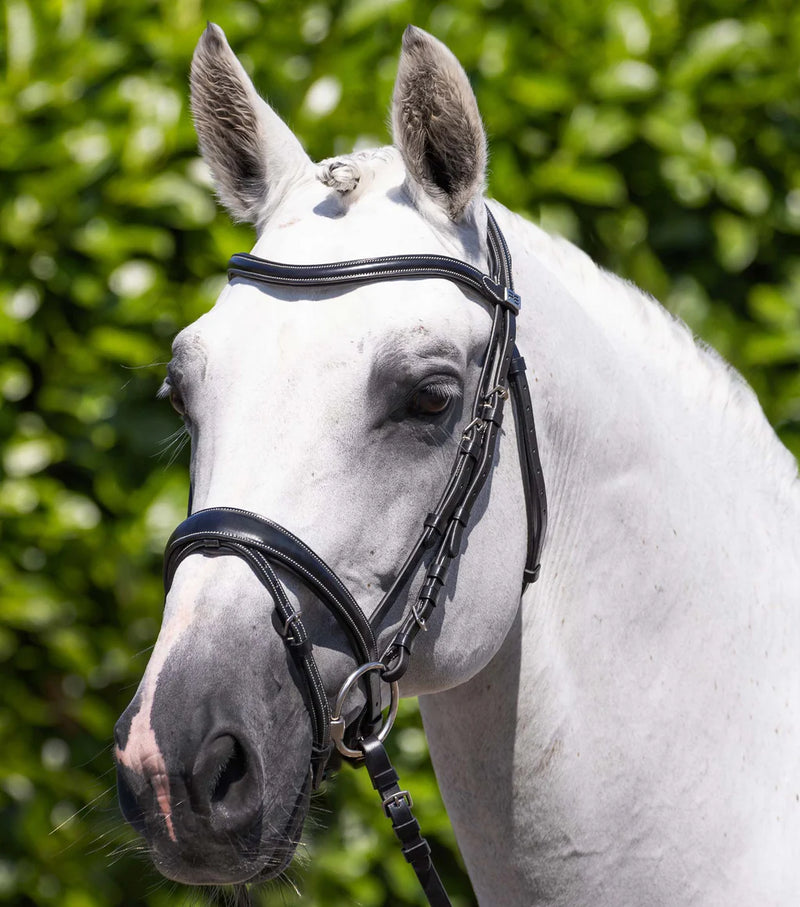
164;205;547;907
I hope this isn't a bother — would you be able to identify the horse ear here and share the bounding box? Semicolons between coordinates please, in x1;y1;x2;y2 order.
391;26;487;221
190;23;312;224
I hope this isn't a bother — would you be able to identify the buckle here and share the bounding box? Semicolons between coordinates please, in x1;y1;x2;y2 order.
382;789;413;816
280;610;303;639
461;417;485;442
484;384;509;402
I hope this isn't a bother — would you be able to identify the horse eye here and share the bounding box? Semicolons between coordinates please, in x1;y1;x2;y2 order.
162;377;187;419
407;385;455;417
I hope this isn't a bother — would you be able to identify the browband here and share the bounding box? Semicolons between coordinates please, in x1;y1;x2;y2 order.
228;251;522;313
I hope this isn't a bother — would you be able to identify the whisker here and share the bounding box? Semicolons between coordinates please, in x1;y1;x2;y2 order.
49;785;118;833
155;425;191;467
122;360;170;372
132;643;157;659
275;870;302;899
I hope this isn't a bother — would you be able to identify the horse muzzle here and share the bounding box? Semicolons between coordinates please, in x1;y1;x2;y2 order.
113;571;315;885
115;721;312;883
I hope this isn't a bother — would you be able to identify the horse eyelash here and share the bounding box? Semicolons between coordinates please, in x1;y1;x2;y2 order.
158;375;192;427
423;381;460;400
407;379;462;405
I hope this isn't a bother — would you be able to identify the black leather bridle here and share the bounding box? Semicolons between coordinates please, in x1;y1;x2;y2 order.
163;206;547;906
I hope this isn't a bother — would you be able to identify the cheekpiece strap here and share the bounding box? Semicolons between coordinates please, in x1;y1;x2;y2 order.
377;208;547;682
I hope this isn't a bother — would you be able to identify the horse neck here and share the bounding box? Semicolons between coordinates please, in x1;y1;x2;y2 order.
420;203;800;906
500;201;799;639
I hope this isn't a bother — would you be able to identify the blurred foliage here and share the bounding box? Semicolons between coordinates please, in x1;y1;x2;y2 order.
1;0;798;905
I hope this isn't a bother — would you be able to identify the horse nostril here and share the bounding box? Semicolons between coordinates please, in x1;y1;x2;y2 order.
190;733;255;825
116;767;147;836
208;734;247;804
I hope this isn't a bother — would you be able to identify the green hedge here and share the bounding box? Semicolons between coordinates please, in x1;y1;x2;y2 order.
1;1;797;905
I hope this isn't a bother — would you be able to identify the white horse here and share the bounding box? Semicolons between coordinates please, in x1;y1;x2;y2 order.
115;24;800;906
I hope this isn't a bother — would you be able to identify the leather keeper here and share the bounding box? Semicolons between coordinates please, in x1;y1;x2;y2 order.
387;805;420;835
392;627;417;653
425;562;448;583
458;433;482;458
480;396;505;425
371;765;400;792
524;564;541;583
285;634;313;658
446;520;465;558
418;579;442;606
423;511;447;535
401;838;432;868
362;736;399;791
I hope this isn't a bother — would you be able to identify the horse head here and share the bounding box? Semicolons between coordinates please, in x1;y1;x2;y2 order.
114;24;532;885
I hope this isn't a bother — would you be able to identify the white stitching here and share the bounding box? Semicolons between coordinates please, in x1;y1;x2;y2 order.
166;516;376;653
